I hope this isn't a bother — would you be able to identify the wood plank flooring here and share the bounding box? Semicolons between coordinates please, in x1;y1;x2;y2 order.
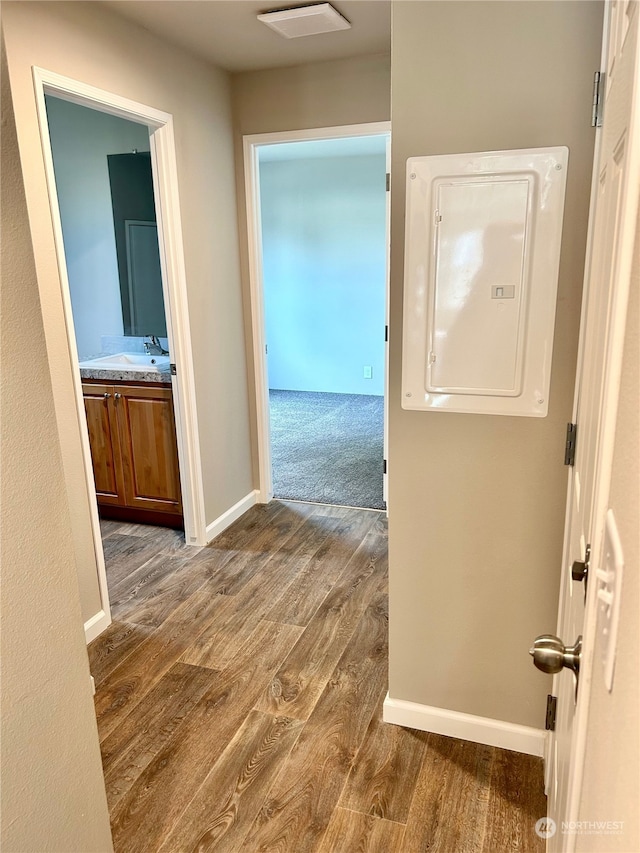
91;501;546;853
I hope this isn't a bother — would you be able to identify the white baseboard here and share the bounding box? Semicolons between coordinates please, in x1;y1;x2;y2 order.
383;693;545;757
84;609;111;644
205;490;258;544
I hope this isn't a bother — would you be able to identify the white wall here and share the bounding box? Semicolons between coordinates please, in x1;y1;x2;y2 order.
260;153;387;396
45;95;150;359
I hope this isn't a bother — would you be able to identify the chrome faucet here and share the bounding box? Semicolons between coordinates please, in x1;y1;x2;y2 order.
144;335;169;356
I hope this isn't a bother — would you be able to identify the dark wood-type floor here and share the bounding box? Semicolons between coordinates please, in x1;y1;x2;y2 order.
90;500;546;853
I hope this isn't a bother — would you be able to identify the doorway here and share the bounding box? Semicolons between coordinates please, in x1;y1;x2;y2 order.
44;93;185;616
33;69;207;641
244;123;391;511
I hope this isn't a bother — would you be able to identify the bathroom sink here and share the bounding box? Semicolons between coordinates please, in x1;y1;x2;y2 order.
78;352;171;372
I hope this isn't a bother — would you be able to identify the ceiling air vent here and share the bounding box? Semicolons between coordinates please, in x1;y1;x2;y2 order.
257;3;351;39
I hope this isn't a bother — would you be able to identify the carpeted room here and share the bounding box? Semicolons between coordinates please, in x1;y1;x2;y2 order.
269;389;384;509
259;135;388;511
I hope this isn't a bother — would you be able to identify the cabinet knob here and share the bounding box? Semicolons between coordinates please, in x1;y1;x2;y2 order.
103;393;111;399
114;393;122;399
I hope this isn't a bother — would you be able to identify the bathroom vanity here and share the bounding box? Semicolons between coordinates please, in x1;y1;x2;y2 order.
80;355;182;527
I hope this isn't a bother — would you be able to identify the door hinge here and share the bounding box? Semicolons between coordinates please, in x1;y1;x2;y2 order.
385;325;389;342
386;172;390;192
170;363;177;376
564;422;577;466
383;459;387;475
545;694;558;731
592;71;604;128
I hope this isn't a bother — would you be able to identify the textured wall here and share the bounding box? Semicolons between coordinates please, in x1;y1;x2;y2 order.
3;0;254;624
232;54;391;137
388;1;603;728
0;44;113;853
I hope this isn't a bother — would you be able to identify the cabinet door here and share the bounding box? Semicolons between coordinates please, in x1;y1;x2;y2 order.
82;383;124;505
115;385;182;514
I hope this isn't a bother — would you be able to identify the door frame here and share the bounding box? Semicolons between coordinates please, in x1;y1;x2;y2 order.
243;121;392;505
32;68;208;640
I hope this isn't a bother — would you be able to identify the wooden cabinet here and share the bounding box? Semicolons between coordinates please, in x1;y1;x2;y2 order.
82;381;182;522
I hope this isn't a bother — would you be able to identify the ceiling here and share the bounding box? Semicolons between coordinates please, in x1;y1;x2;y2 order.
101;1;391;73
258;134;388;161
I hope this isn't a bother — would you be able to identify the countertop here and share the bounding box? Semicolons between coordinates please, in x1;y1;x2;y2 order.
80;366;172;384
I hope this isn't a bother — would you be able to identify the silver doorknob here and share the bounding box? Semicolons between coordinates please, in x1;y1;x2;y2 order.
529;634;582;675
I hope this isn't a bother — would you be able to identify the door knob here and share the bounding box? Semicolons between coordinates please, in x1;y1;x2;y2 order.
529;634;582;675
103;392;111;399
114;392;122;399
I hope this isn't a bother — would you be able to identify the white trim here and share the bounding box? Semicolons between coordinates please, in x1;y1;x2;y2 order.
205;490;259;543
84;609;111;644
147;111;207;546
383;693;546;757
32;68;173;126
31;68;208;645
243;139;272;503
244;122;392;150
383;135;391;512
243;122;391;506
281;498;382;513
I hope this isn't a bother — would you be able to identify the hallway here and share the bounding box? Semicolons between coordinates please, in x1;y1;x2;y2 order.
90;502;546;852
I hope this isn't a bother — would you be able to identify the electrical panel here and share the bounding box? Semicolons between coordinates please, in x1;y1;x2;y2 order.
402;147;568;417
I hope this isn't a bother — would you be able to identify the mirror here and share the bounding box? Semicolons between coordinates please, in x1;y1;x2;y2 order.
44;94;167;358
108;152;167;337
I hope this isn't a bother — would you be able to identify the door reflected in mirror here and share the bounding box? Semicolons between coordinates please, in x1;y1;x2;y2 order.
108;152;166;338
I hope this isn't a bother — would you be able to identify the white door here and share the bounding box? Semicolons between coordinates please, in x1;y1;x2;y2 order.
537;2;640;847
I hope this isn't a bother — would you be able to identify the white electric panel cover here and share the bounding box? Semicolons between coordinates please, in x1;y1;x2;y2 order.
402;147;568;416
